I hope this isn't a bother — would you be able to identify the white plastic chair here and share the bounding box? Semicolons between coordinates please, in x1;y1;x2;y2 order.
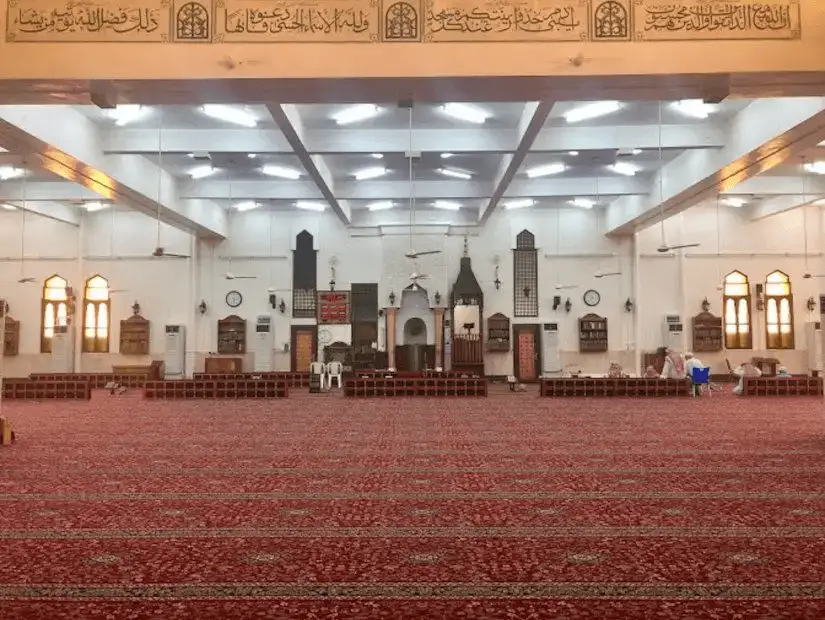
310;361;327;390
327;361;343;388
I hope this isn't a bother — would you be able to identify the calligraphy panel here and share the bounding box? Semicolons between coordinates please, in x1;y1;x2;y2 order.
216;0;380;42
634;0;801;41
424;0;588;42
6;0;171;42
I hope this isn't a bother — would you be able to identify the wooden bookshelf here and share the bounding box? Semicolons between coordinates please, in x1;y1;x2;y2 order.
217;315;247;355
486;313;511;352
3;316;19;356
120;314;150;355
579;313;608;353
692;311;723;352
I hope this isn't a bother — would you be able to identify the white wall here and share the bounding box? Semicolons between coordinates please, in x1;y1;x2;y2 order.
0;202;820;377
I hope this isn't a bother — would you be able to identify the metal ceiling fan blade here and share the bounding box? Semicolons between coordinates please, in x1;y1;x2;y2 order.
223;272;257;280
152;247;191;259
17;277;36;284
405;249;441;259
594;271;622;278
803;273;825;279
554;283;578;290
657;242;700;253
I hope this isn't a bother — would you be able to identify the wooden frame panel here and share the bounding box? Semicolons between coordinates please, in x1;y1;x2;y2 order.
290;325;318;372
513;323;541;382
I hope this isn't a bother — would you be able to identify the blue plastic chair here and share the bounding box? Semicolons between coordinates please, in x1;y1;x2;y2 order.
690;366;711;397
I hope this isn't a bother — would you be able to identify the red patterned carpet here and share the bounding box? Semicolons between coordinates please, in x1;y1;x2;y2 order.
1;387;824;619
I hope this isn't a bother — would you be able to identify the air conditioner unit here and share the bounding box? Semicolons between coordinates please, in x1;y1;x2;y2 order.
51;325;75;373
662;314;684;350
542;323;562;374
254;314;273;372
164;325;186;378
806;321;822;372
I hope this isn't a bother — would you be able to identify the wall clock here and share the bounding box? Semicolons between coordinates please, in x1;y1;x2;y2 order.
225;290;243;308
319;329;333;345
583;289;601;307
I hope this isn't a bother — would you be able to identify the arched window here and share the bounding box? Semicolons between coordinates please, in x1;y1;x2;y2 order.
723;270;752;349
41;275;69;353
82;275;110;353
765;270;794;350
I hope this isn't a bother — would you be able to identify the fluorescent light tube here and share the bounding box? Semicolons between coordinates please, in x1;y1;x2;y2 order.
261;164;301;179
0;166;24;180
354;166;387;180
608;162;639;176
440;103;490;124
504;199;535;210
631;148;643;155
526;163;566;178
433;200;461;211
106;104;149;126
247;153;257;159
440;153;455;159
295;201;326;212
84;202;108;212
2;203;17;210
564;101;621;123
671;99;716;119
437;168;472;180
570;198;595;209
722;197;747;208
568;151;579;156
188;165;216;179
333;104;380;125
201;104;257;128
370;153;384;159
803;161;825;175
367;201;394;211
234;201;259;212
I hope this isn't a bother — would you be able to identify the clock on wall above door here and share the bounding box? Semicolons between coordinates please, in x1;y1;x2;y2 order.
225;290;243;308
583;289;601;307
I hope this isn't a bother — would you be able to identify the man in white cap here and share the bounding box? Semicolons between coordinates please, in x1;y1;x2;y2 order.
684;352;707;396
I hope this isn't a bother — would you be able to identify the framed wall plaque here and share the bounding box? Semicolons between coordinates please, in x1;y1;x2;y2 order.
318;291;350;324
120;314;150;355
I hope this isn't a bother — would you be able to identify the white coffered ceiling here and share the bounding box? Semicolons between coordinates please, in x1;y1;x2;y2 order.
1;96;825;236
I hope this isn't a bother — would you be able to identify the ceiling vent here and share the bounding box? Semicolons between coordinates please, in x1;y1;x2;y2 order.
191;151;211;162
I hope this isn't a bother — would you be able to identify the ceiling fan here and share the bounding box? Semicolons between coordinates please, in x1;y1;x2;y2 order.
554;283;578;290
594;271;621;278
148;117;190;260
17;277;35;284
403;102;441;262
655;102;700;254
223;272;256;280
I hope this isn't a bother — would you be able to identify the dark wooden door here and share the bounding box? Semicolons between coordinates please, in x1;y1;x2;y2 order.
513;324;541;382
291;326;317;372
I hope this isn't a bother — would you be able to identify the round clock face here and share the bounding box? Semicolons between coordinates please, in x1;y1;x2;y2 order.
225;290;243;308
583;289;601;307
319;329;333;344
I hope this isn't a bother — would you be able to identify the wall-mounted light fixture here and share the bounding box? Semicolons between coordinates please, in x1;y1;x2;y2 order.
552;295;561;311
278;299;286;314
701;297;710;312
494;265;501;290
269;294;277;310
329;265;336;291
624;298;634;313
564;298;572;313
197;300;207;315
807;296;817;313
434;290;442;306
388;290;396;306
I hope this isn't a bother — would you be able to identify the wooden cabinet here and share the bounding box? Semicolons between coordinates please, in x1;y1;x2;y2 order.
119;314;150;355
217;315;246;354
205;356;243;374
692;312;723;352
486;313;511;352
3;316;19;357
579;313;608;353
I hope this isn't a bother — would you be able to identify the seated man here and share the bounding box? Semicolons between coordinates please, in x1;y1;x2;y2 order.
684;352;707;396
643;365;659;378
733;358;762;395
660;348;687;380
607;361;624;378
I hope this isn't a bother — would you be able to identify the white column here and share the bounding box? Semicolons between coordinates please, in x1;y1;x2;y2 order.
186;234;198;378
74;217;85;372
632;233;641;374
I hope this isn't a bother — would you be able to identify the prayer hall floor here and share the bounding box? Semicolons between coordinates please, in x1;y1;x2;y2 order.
0;388;823;619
